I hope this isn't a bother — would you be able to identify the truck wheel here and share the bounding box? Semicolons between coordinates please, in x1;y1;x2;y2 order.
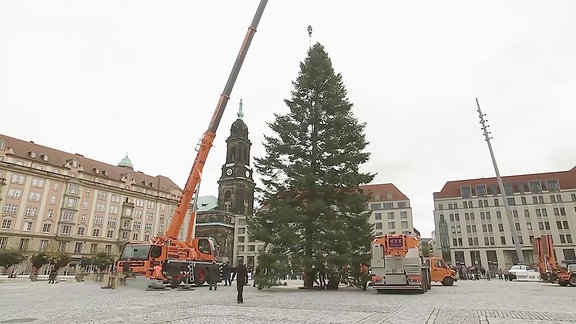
442;277;454;286
194;267;207;286
569;275;576;287
170;276;182;288
548;273;557;283
559;281;568;287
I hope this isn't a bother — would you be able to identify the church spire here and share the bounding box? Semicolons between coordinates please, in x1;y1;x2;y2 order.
237;99;244;119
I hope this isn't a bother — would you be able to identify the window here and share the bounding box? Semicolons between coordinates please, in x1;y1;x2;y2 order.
513;210;518;218
545;222;550;230
77;227;85;236
58;241;67;252
542;208;548;217
468;238;473;246
7;189;21;199
106;230;114;238
507;198;516;206
132;233;139;241
42;223;51;233
237;236;245;243
489;237;495;245
529;181;542;193
2;219;12;229
498;224;504;232
521;197;526;205
567;235;573;244
388;222;395;229
60;224;71;235
90;244;98;254
97;191;107;200
74;242;83;253
455;214;460;221
560;208;566;216
68;184;79;195
527;222;532;230
472;225;477;232
375;223;382;229
476;185;486;197
92;228;100;237
39;240;48;252
453;238;458;246
451;226;456;233
374;212;382;220
47;209;54;219
501;237;506;245
560;235;566;244
398;201;407;208
3;204;18;214
248;245;256;252
450;214;454;221
487;224;493;232
401;221;409;229
461;186;471;198
237;245;245;252
23;221;33;232
496;211;501;219
546;179;560;192
515;223;521;231
400;211;408;219
482;224;487;232
539;196;545;204
554;208;560;216
524;209;530;217
536;209;542;217
10;173;25;184
108;218;117;227
19;238;29;251
466;225;471;233
557;221;563;229
538;222;544;230
28;192;41;202
105;245;112;253
387;212;394;220
144;235;150;242
563;221;569;229
484;237;489;245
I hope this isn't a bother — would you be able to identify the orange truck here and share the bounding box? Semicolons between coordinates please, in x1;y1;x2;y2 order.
426;256;457;286
557;260;576;287
117;0;268;288
370;233;431;293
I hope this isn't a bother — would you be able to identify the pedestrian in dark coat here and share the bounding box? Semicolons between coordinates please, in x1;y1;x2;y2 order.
222;261;231;286
48;268;57;284
208;260;219;291
236;259;249;303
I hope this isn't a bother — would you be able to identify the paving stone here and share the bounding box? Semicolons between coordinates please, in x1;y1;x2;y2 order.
0;279;575;323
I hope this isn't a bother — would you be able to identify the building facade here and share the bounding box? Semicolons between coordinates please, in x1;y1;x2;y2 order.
433;166;576;271
360;183;415;237
0;134;184;272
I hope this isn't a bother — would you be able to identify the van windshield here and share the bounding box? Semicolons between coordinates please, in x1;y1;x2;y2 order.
120;244;151;260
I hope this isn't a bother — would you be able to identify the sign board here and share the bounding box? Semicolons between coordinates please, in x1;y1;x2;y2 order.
388;237;404;248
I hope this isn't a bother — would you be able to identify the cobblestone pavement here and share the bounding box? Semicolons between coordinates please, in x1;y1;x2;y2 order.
0;278;575;323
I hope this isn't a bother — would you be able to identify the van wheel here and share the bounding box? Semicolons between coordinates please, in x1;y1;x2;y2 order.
442;277;454;286
569;275;576;287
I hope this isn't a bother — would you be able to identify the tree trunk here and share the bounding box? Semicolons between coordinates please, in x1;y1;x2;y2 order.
326;275;339;290
303;270;314;289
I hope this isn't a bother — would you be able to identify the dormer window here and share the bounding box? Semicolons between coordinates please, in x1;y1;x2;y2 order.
29;151;36;158
386;192;393;200
102;170;107;176
149;183;154;188
93;168;99;174
41;155;48;162
71;160;78;168
142;180;147;186
0;141;5;150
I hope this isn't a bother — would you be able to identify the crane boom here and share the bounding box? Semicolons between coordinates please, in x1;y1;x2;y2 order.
165;0;268;239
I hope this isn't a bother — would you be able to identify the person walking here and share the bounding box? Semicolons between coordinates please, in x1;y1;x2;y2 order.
48;268;57;284
222;261;231;286
236;259;249;303
208;260;219;291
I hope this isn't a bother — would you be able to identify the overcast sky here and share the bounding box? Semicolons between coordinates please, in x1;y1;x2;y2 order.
2;1;575;237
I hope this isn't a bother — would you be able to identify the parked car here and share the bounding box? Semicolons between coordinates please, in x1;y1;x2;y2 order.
507;264;535;280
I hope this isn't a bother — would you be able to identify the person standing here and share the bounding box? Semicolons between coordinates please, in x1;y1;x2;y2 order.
208;260;219;291
222;261;231;286
48;268;57;284
236;259;249;303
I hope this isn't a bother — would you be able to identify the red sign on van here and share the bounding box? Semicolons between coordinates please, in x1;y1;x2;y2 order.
388;237;404;248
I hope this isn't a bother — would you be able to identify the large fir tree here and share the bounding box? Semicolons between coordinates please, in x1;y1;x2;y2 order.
248;43;375;289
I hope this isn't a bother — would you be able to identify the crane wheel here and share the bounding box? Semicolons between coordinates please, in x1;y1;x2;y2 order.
442;277;454;286
194;267;207;286
569;275;576;287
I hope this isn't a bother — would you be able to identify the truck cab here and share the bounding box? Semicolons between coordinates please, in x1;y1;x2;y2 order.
426;257;457;286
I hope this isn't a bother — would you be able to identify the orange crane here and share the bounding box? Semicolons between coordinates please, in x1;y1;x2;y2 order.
533;234;558;282
117;0;268;288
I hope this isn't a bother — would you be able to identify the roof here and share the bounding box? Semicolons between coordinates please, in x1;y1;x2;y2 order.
434;165;576;199
0;133;181;193
359;183;408;201
196;196;218;212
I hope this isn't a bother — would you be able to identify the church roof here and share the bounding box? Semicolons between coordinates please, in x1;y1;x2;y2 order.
118;154;134;169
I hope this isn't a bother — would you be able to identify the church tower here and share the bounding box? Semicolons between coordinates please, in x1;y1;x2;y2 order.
217;99;255;215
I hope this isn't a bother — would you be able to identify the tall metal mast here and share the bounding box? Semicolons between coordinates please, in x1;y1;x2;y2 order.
476;98;525;264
